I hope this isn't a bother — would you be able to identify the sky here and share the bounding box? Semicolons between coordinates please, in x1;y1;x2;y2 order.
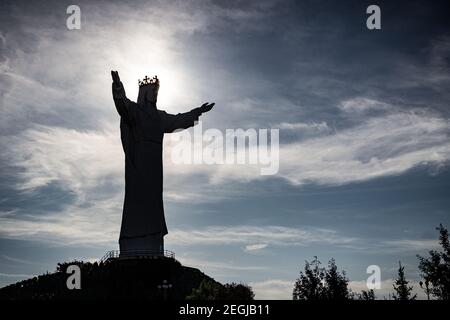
0;0;450;299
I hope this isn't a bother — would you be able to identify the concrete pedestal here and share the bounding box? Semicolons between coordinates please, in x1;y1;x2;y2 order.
119;233;164;257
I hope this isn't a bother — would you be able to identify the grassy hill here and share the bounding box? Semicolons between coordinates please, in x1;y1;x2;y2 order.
0;257;218;300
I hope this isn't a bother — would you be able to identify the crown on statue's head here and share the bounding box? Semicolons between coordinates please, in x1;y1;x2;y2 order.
138;75;159;87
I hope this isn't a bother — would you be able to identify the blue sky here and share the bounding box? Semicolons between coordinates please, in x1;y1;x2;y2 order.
1;0;450;299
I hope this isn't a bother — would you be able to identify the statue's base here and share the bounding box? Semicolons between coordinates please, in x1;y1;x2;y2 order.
119;234;164;257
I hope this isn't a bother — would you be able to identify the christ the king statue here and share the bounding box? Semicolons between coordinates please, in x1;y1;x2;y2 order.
111;70;214;257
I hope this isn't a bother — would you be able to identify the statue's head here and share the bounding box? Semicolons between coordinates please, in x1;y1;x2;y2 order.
137;75;160;107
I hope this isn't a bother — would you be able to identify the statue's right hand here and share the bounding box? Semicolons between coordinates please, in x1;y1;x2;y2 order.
111;70;121;84
199;102;215;114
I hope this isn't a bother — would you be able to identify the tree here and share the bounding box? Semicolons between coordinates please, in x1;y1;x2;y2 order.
187;280;222;300
417;224;450;300
419;279;430;300
324;258;350;300
358;289;376;300
220;283;255;300
392;261;416;300
293;257;350;300
293;256;324;300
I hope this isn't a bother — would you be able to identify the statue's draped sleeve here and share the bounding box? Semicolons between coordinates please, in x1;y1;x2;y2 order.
159;108;202;133
112;82;136;165
112;82;136;126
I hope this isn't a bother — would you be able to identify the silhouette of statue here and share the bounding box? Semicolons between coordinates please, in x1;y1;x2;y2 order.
111;71;214;257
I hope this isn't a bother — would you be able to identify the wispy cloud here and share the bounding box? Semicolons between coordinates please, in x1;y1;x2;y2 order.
0;212;359;249
244;243;268;252
4;100;449;206
277;121;330;132
277;106;450;186
167;225;358;248
250;279;293;300
0;273;35;278
338;97;390;113
168;103;450;186
0;199;121;246
3;125;122;194
178;256;267;272
1;255;43;266
379;239;440;253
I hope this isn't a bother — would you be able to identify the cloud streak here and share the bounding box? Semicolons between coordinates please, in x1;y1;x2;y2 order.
167;225;359;248
250;279;293;300
278;106;450;186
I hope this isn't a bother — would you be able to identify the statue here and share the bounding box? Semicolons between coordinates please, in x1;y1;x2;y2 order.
111;70;214;257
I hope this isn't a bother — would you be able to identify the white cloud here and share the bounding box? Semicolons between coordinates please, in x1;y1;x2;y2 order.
379;239;440;252
4;124;123;196
0;198;122;246
170;108;450;186
277;121;331;137
178;256;267;272
167;225;358;248
1;255;41;266
338;97;391;113
244;243;268;252
278;110;450;186
1;209;441;257
278;121;329;131
250;279;293;300
10;106;449;196
0;211;359;249
0;273;35;278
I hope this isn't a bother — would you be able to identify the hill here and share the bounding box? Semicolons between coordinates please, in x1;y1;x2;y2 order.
0;257;217;300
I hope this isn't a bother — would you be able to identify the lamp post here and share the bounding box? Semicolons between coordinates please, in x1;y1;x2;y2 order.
157;280;172;300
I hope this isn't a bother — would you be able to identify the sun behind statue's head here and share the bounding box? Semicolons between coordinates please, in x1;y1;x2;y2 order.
137;75;160;107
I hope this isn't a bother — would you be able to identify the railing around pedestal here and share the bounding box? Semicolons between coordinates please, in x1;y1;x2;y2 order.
100;249;175;263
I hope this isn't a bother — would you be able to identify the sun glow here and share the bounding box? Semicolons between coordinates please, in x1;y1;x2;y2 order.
107;29;193;112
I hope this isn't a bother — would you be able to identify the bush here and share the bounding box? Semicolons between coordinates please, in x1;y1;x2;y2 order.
187;280;254;300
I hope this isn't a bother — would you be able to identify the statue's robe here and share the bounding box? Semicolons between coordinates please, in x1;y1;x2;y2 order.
112;83;201;254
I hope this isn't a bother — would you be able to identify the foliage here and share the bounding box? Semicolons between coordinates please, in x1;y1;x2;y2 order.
417;224;450;300
186;279;222;300
293;257;349;300
187;279;254;300
358;289;376;300
392;261;416;300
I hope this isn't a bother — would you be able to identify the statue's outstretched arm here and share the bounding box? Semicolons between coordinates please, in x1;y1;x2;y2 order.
111;70;135;125
160;102;215;133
